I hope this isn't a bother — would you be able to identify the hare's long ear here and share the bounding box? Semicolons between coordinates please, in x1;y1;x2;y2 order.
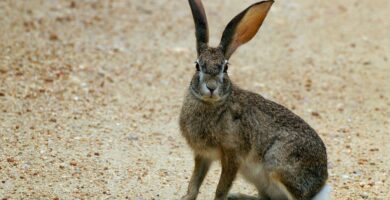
188;0;209;55
219;0;274;59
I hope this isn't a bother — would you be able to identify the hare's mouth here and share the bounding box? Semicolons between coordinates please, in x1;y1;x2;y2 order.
190;86;224;102
202;94;221;101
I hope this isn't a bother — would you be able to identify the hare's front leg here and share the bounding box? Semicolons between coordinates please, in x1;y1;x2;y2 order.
215;150;239;200
181;155;212;200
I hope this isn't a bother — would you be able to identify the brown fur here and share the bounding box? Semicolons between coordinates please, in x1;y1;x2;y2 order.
181;1;328;200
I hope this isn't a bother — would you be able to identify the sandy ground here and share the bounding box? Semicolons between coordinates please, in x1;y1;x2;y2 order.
0;0;389;199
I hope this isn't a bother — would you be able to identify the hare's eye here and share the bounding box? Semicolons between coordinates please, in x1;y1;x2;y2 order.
223;64;228;73
195;62;200;71
223;60;229;73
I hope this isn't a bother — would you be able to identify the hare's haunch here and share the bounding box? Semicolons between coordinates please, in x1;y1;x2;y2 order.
180;1;330;200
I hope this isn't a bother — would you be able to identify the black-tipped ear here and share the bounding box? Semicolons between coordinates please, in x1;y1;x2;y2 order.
188;0;209;55
219;0;274;59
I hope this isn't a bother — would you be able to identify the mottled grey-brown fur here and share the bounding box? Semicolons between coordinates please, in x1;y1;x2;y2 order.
181;1;328;200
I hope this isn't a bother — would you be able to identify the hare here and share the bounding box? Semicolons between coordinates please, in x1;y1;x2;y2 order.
179;0;330;200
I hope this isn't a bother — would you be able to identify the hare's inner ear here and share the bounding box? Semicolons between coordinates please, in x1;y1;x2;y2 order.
219;0;274;59
188;0;209;55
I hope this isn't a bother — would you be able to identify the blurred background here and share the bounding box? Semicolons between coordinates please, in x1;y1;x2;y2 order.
0;0;389;199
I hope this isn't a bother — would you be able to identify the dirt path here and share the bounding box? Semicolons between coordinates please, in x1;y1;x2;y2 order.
0;0;389;199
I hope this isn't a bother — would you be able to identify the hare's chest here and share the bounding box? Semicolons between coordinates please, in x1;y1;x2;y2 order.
184;119;220;145
183;125;222;160
180;115;225;157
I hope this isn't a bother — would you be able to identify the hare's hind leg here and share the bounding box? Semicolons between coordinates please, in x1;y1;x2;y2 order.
263;172;294;200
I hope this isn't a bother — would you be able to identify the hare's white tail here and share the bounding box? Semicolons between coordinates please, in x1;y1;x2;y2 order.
312;184;331;200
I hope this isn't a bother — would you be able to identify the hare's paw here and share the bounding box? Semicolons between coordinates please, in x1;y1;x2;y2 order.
181;194;196;200
227;193;260;200
227;193;240;200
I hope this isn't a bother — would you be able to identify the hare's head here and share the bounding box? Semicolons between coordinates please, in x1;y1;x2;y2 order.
188;0;274;103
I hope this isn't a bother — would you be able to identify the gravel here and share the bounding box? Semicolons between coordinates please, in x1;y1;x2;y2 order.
0;0;389;199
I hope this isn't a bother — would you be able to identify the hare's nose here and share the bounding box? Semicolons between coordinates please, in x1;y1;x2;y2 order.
207;85;215;94
206;81;217;94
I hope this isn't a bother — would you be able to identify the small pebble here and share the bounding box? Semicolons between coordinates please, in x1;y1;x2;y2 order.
360;192;369;199
6;158;16;163
49;33;59;41
341;174;349;179
128;134;139;141
311;111;321;118
359;182;365;187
